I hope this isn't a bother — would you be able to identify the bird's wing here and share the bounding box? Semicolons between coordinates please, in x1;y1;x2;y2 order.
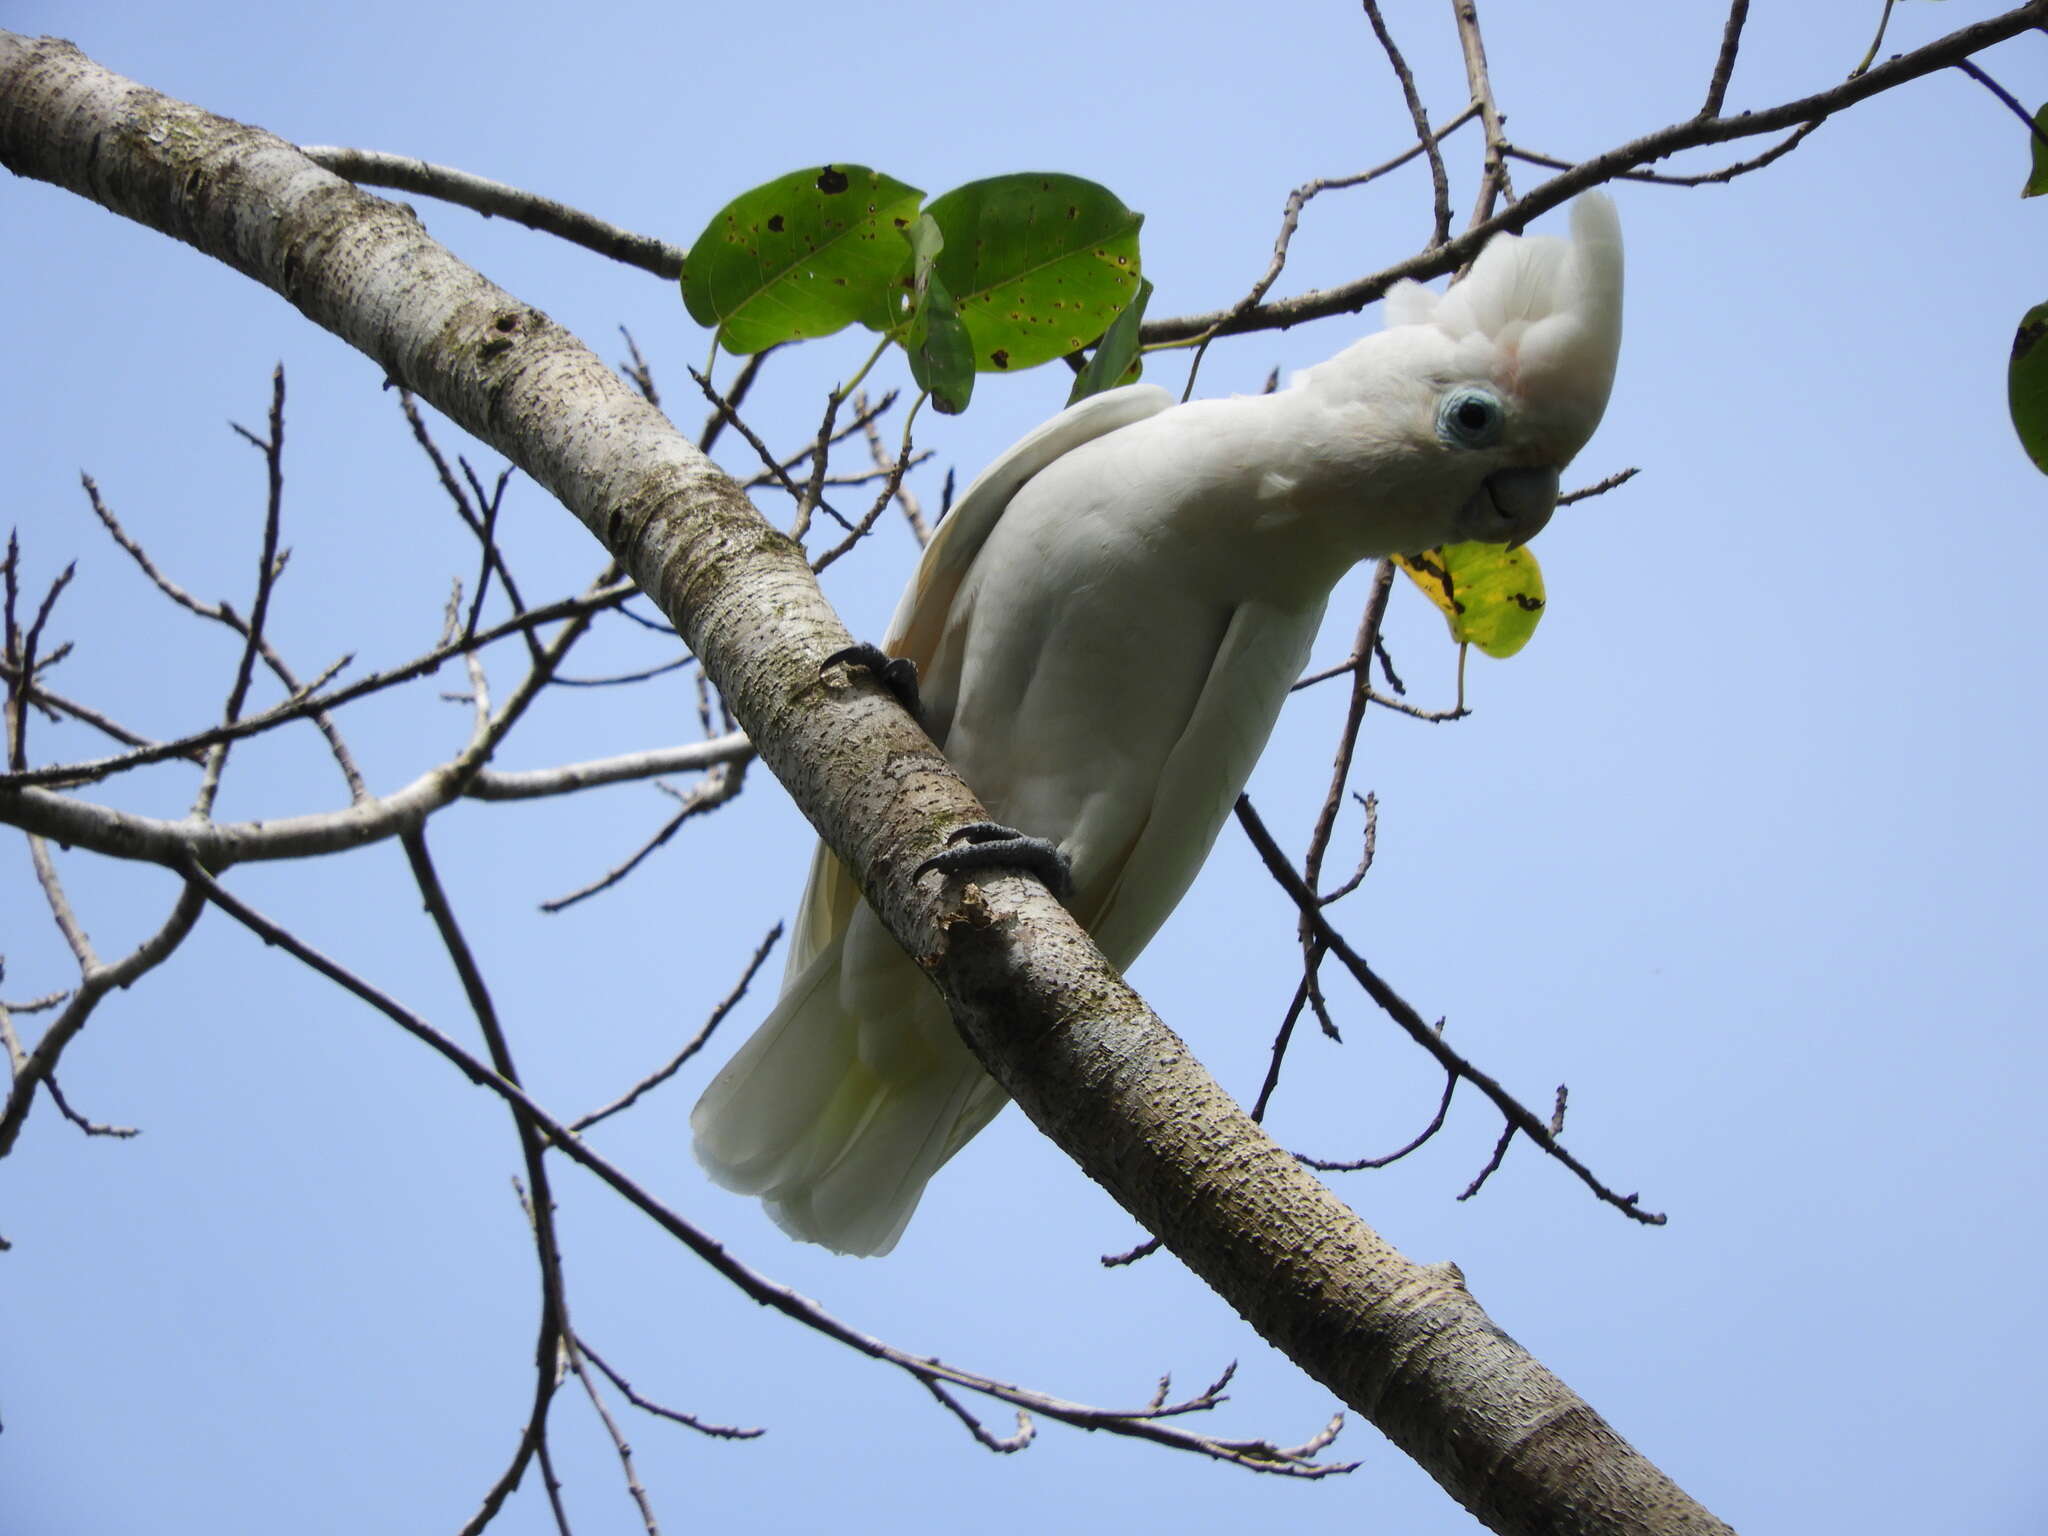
784;383;1177;983
1078;596;1325;967
883;384;1175;675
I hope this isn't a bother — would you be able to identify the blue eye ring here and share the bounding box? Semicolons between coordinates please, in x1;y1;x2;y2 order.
1436;386;1506;449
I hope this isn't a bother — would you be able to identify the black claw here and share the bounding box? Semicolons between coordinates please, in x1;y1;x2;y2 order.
822;643;921;717
915;822;1073;901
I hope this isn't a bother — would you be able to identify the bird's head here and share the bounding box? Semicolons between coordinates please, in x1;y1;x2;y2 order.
1299;193;1624;552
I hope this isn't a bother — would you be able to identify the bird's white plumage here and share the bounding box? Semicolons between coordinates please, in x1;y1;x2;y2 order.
692;195;1625;1254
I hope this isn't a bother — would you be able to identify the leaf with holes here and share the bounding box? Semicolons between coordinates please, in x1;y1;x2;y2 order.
681;166;924;354
1394;542;1548;658
921;174;1143;374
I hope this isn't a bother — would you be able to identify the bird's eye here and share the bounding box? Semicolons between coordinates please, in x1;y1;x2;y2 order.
1436;387;1505;449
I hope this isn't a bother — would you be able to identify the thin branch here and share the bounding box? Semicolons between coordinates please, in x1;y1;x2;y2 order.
575;1337;764;1440
1316;791;1379;908
564;1332;661;1535
1559;466;1640;505
193;366;289;820
549;653;694;689
687;367;814;513
919;1377;1034;1454
1452;1;1514;230
0;664;203;759
617;328;662;409
1360;0;1455;247
81;470;368;798
4;548;76;774
1503;122;1823;188
0;581;637;792
1233;795;1662;1225
395;392;543;665
0;883;205;1157
810;399;922;574
1298;1068;1458;1172
538;762;747;912
1137;2;2048;343
301;145;685;278
1177;106;1480;399
858;393;932;546
697;347;772;454
179;859;1356;1477
1700;0;1751;119
464;734;752;801
42;1071;140;1138
571;922;782;1132
407;831;574;1536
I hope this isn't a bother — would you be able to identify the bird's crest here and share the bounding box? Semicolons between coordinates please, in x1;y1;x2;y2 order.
1385;193;1624;459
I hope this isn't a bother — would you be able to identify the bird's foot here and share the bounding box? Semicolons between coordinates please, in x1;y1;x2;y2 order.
916;822;1073;901
822;643;921;717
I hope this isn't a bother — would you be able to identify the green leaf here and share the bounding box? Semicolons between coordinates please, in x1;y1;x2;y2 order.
922;173;1143;374
901;215;975;415
2008;302;2048;472
680;166;924;354
2025;105;2048;197
1068;278;1153;404
1393;542;1548;659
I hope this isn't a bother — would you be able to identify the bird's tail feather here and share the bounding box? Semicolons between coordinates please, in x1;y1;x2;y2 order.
690;943;1005;1256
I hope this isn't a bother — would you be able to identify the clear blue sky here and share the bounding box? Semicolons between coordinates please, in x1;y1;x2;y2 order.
4;2;2044;1532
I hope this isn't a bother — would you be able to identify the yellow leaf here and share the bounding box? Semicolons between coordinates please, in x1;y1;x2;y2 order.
1394;542;1547;658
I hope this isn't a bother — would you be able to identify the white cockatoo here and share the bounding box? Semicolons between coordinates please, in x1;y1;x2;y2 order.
693;194;1625;1255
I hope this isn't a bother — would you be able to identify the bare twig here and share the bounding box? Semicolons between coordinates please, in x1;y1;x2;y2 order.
858;392;932;545
301;145;685;278
1700;1;1751;118
1452;1;1514;229
572;922;782;1132
1233;795;1662;1225
697;347;772;454
564;1335;662;1535
0;883;204;1158
1177;106;1480;399
618;328;662;409
810;400;922;574
78;471;369;797
1503;123;1823;188
1298;1068;1457;1172
1139;3;2048;344
688;366;814;513
575;1337;764;1440
539;762;748;912
1361;0;1455;247
3;543;76;774
0;581;637;792
42;1072;139;1138
465;735;752;801
396;391;543;665
194;366;290;819
179;858;1357;1476
550;653;694;689
406;830;575;1536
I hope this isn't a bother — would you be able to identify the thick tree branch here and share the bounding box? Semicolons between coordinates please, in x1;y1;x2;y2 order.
0;33;1728;1532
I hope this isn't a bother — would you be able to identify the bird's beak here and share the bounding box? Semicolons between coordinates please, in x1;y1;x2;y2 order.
1481;465;1561;550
